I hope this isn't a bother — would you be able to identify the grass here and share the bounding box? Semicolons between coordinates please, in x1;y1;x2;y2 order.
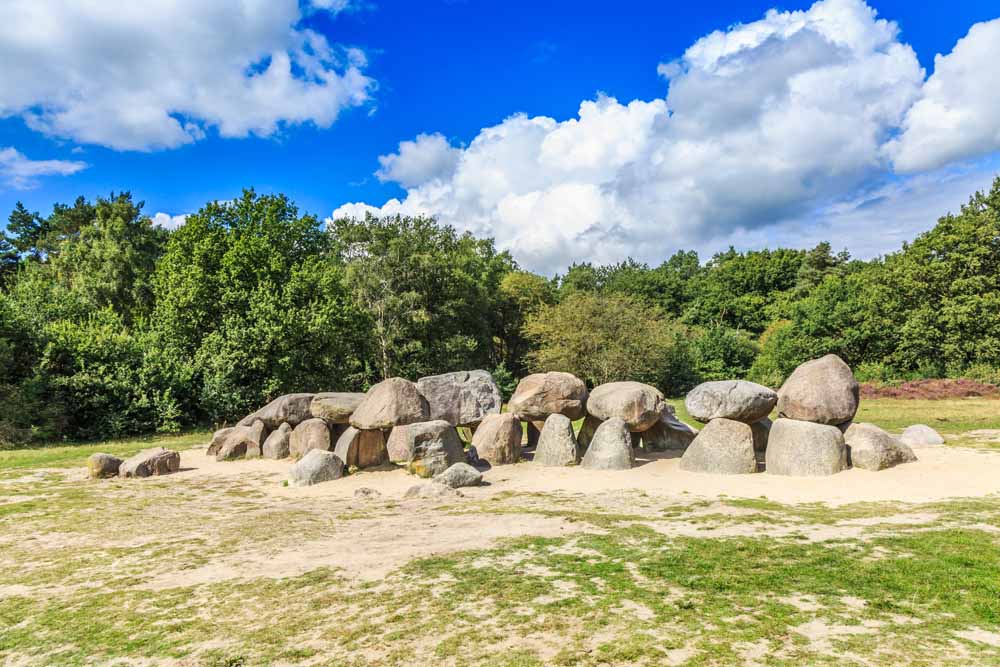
3;396;1000;665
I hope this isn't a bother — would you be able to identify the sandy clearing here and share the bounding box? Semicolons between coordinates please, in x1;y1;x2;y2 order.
175;445;1000;506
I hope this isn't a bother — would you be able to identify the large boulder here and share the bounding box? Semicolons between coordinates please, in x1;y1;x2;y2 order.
533;413;579;466
333;427;388;469
241;393;315;429
470;413;522;465
434;462;483;489
776;354;859;425
416;370;502;427
765;418;847;476
289;418;332;459
120;448;180;478
288;449;344;487
576;414;602;451
587;381;668;432
350;378;430;430
508;372;588;421
845;423;917;471
216;420;267;461
685;380;777;424
262;422;293;459
581;417;634;470
87;453;122;479
206;427;235;457
679;418;757;474
385;420;465;477
640;409;698;451
899;424;945;447
310;392;366;425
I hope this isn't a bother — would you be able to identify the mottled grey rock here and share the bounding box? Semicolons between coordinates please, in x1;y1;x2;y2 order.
262;422;293;459
288;449;344;487
765;418;847;476
289;418;332;459
777;355;859;425
386;420;465;478
508;372;588;421
241;393;315;429
216;419;267;461
471;413;521;464
310;392;366;424
534;413;579;466
899;424;945;447
87;453;122;478
350;378;430;430
333;427;388;469
685;380;777;424
587;381;668;431
434;462;483;488
845;423;917;471
416;370;502;427
679;418;757;474
581;417;634;470
404;483;464;499
120;448;180;478
640;408;698;451
206;427;234;457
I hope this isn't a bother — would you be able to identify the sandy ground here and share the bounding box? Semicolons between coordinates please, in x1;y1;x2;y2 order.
179;444;1000;506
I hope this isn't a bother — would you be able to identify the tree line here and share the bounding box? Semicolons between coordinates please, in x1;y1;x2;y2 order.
2;178;998;444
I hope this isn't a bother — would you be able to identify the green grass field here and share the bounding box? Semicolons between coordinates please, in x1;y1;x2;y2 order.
1;398;999;666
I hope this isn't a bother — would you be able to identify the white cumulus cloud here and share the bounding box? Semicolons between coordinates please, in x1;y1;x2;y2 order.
0;147;87;190
0;0;374;151
886;18;1000;172
333;0;942;272
376;133;461;188
151;212;188;231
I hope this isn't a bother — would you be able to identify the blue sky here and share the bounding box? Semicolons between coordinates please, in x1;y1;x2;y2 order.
2;0;999;272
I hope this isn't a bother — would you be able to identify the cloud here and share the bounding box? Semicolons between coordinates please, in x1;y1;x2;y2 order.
0;147;87;190
333;0;935;272
0;0;374;151
376;133;461;188
151;212;188;230
886;18;1000;172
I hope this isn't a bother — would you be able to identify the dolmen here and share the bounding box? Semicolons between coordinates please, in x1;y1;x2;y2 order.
681;380;776;474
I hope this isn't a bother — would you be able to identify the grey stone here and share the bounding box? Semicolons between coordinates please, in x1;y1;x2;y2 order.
587;381;668;431
404;483;464;499
206;427;234;457
310;392;366;424
640;408;698;451
288;449;344;487
679;418;757;474
120;448;180;478
777;354;859;425
216;420;268;461
416;370;502;427
289;418;332;459
533;413;579;466
581;417;634;470
262;422;293;459
845;423;917;471
350;378;430;430
899;424;945;447
765;418;848;476
470;413;522;465
685;380;777;424
354;487;382;499
434;462;483;488
87;453;122;479
385;420;465;478
241;393;315;429
576;414;603;451
333;427;388;469
508;372;588;421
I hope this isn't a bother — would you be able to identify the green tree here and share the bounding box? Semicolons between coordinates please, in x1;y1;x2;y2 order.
497;270;556;375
